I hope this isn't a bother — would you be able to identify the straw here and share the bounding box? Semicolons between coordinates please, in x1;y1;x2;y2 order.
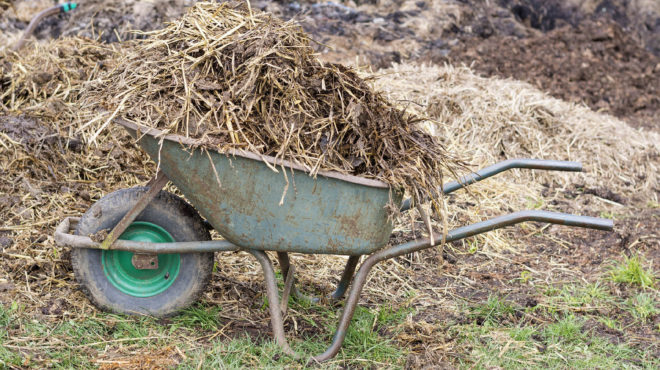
80;1;465;220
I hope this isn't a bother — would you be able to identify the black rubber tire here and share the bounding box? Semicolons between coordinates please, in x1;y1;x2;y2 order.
72;187;213;317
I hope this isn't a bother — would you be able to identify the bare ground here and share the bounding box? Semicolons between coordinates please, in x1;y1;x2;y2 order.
1;0;658;368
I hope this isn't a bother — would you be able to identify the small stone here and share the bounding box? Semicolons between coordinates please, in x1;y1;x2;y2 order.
0;236;12;248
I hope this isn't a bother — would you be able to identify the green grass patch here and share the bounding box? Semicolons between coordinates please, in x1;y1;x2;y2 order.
625;292;659;323
467;294;517;326
446;277;660;369
543;314;584;343
2;264;657;369
449;307;656;369
609;254;656;288
0;296;410;368
173;303;223;331
542;282;614;314
177;301;409;368
0;302;189;368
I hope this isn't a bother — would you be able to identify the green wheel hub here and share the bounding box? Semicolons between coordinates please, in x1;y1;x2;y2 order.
102;221;180;297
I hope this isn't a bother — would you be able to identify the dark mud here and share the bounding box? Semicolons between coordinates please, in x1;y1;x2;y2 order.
262;0;660;131
438;18;660;132
3;1;658;129
0;1;658;367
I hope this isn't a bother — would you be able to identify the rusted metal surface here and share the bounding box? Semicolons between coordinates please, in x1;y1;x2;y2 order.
310;210;613;362
99;171;169;250
400;159;583;212
330;255;361;300
131;254;159;269
246;250;295;356
117;119;389;188
280;264;295;314
276;252;315;303
121;121;400;255
55;217;240;253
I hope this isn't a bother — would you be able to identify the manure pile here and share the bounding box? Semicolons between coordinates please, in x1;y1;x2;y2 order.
374;63;659;206
85;1;462;216
0;36;118;124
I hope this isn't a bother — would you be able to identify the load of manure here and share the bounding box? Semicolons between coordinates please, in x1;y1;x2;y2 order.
84;1;463;218
1;36;118;123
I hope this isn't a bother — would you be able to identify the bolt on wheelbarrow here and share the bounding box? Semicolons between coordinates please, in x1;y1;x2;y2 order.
54;118;613;362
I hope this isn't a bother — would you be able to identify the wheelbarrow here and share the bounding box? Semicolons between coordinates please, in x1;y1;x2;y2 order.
54;118;613;362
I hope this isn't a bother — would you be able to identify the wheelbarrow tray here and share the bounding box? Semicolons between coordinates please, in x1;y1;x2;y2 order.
120;119;400;255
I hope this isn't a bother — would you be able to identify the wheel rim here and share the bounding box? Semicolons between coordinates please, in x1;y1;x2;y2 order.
102;221;180;297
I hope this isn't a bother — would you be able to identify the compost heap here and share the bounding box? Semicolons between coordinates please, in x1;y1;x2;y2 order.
0;37;117;120
85;1;461;217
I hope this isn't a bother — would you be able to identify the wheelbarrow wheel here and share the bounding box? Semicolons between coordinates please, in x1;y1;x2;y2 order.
71;187;213;317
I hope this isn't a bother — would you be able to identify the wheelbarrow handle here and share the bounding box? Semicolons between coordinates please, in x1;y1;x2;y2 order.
311;209;612;363
400;158;582;212
12;3;78;51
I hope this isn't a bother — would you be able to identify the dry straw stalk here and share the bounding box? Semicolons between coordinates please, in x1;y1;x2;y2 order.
82;1;464;220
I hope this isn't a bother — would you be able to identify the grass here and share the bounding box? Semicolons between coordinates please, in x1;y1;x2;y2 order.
449;289;658;369
0;298;409;368
0;303;183;368
444;254;659;369
173;303;223;331
626;293;659;323
0;257;656;368
542;282;613;314
180;304;408;368
609;254;656;288
467;294;516;326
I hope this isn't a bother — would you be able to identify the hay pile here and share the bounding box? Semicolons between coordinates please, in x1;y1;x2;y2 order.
84;1;462;216
373;63;659;219
356;63;660;255
1;37;118;124
0;36;154;321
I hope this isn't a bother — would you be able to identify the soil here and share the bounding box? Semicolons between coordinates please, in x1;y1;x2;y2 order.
0;0;658;367
3;0;658;129
1;0;196;44
436;12;660;132
255;0;660;131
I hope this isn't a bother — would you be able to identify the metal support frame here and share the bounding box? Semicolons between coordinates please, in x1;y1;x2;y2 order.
99;170;169;250
280;264;296;314
275;252;362;303
276;252;307;302
246;250;295;356
400;159;582;212
54;217;240;253
331;255;361;300
55;210;613;362
310;210;612;362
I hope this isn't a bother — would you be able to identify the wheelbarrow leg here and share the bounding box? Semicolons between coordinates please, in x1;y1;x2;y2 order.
330;255;361;300
276;252;296;285
277;252;361;302
246;250;295;356
276;252;315;304
311;253;381;363
311;210;614;363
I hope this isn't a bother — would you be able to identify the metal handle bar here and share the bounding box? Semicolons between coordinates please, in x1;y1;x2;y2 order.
311;209;612;362
54;217;240;254
12;3;78;51
400;158;582;212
